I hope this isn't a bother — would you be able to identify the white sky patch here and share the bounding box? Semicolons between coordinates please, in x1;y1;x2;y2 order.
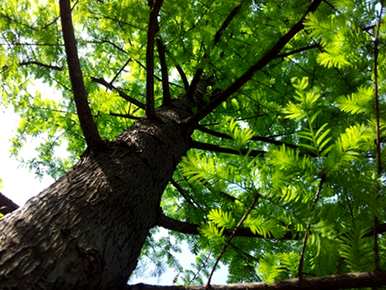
237;120;249;129
0;108;53;206
129;229;228;285
27;79;63;102
0;79;65;205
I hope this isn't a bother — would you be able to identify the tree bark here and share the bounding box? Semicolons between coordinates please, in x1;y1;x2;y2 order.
0;106;192;289
0;193;19;215
125;271;386;290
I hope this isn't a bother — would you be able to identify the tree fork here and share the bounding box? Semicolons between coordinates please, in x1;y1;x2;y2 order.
0;107;193;289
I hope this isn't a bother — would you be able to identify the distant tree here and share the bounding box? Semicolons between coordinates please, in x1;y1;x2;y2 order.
0;0;385;289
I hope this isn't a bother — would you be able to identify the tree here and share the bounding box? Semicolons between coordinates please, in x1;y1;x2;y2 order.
0;0;385;289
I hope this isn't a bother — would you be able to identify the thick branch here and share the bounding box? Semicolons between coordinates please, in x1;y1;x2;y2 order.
146;0;164;118
213;2;242;45
159;213;386;241
191;140;265;157
0;193;19;215
157;213;298;240
186;68;203;102
126;271;386;290
91;77;146;110
193;0;323;121
59;0;103;149
156;37;171;105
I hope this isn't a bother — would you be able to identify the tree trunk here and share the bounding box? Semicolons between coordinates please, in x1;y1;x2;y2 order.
0;106;192;289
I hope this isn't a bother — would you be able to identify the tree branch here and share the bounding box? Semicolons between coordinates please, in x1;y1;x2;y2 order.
125;271;386;290
373;2;384;175
186;68;203;103
170;179;203;211
372;2;384;272
187;2;243;102
0;193;19;215
206;193;259;286
91;38;184;89
156;37;171;105
276;43;320;59
157;213;298;240
59;0;103;149
91;77;146;110
175;64;189;91
191;140;265;157
213;2;243;45
193;0;323;122
196;125;301;150
201;180;238;202
108;112;142;120
158;212;386;242
298;174;326;279
110;58;132;85
146;0;164;118
19;60;63;71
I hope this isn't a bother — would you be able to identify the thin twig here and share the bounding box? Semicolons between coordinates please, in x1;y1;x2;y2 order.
372;2;384;272
276;43;320;59
110;58;132;85
187;2;244;102
192;0;323;122
170;179;204;211
196;125;306;151
91;77;146;109
373;3;383;176
206;193;260;287
188;251;212;284
19;60;63;71
191;140;265;157
298;173;326;279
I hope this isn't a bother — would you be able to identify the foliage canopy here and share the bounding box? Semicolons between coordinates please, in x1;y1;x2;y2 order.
0;0;385;287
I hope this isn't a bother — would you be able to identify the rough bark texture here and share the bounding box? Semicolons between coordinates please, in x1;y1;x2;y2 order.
125;271;386;290
0;106;192;289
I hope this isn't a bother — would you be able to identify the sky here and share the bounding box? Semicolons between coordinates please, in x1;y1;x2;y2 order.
0;108;54;205
0;107;227;284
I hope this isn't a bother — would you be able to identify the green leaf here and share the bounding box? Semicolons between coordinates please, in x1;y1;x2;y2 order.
207;208;235;229
337;86;373;115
